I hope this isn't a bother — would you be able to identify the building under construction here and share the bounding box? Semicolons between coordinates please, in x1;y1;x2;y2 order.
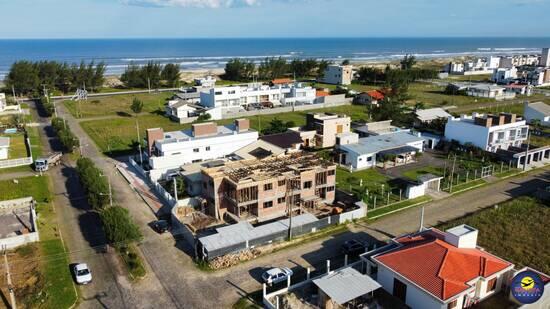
201;153;336;222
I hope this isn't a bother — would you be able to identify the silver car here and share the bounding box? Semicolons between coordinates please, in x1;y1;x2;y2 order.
261;267;293;285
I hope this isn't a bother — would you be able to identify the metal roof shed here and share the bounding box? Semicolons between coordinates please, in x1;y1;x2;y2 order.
313;267;381;305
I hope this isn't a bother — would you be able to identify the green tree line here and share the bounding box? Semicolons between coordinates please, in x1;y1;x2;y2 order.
51;117;80;152
121;62;181;88
223;57;331;82
5;60;106;96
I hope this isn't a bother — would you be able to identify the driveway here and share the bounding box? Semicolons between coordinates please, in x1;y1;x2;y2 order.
54;99;550;308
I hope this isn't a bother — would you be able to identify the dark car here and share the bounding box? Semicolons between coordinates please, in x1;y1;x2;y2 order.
152;220;170;233
341;239;366;256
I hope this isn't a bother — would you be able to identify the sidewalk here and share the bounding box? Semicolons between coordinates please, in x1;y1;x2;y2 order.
116;161;164;214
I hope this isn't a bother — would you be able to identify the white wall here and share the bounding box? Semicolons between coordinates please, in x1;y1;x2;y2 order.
406;183;426;199
524;105;550;126
445;120;490;150
345;152;376;170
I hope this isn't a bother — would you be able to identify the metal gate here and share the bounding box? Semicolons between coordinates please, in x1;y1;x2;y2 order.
480;166;493;178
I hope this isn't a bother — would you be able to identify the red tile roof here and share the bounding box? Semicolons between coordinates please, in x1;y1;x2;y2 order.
374;229;513;301
504;84;528;89
271;78;293;85
316;90;330;97
366;90;385;101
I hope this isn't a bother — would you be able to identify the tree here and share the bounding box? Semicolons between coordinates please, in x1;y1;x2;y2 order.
258;57;288;80
342;59;351;65
317;60;330;79
197;113;211;122
76;157;110;210
223;58;256;82
5;61;40;96
100;206;143;247
130;98;144;115
400;54;417;70
161;63;181;87
262;117;290;135
413;102;425;112
120;62;143;88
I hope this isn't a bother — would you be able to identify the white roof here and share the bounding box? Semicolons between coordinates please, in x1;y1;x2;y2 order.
416;108;452;122
0;137;10;148
313;267;381;305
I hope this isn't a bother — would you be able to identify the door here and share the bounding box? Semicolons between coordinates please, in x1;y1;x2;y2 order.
336;124;343;134
393;278;407;302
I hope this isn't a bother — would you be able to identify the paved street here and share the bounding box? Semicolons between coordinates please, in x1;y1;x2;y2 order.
48;99;549;308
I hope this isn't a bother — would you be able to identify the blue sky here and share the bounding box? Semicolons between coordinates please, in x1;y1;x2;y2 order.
1;0;549;38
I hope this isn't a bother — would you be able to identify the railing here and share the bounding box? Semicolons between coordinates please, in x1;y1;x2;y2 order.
0;157;33;169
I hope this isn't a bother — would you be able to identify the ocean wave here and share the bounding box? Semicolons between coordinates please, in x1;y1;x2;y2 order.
121;54;296;62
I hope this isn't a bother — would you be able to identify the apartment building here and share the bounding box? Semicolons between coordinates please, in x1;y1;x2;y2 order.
304;113;351;148
499;54;539;68
320;64;353;85
146;119;258;180
199;83;316;109
0;93;6;112
363;225;515;309
200;153;336;222
541;48;550;67
492;67;518;84
445;113;529;152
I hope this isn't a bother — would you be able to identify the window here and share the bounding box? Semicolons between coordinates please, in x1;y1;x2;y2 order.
486;277;497;293
172;152;181;156
393;278;407;302
447;299;457;309
367;156;373;162
327;186;335;192
228;90;236;94
264;183;273;191
327;170;335;176
278;180;286;187
303;181;312;189
277;197;286;204
263;201;273;208
206;146;211;151
215;91;222;95
193;148;199;153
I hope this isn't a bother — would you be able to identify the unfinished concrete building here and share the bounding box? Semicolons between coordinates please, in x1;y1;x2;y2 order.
201;153;337;222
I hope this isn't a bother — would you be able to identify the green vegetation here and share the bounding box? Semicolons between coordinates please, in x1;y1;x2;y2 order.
63;92;173;118
407;82;494;107
100;206;143;246
76;157;110;210
51;117;79;152
4;60;106;96
81;104;371;154
448;179;487;193
121;61;181;88
402;166;444;181
233;291;263;309
223;57;329;81
367;196;432;219
439;196;550;274
118;244;147;280
0;133;28;159
0;176;77;308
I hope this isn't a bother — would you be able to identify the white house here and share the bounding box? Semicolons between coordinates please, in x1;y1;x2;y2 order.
524;101;550;126
415;108;452;125
364;225;515;309
165;100;199;120
492;67;517;84
541;48;550;67
199;83;316;110
445;113;529;152
320;64;353;85
466;84;515;100
194;76;216;88
0;137;9;160
337;131;425;170
145;119;258;180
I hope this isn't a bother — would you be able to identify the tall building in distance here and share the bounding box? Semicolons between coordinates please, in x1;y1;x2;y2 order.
541;48;550;67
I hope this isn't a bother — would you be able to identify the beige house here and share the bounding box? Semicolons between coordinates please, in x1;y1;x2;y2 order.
200;153;336;222
305;113;351;148
321;65;353;85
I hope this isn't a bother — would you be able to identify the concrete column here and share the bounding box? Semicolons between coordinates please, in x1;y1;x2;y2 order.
287;274;291;288
327;260;330;274
307;267;310;280
263;283;266;298
344;255;348;266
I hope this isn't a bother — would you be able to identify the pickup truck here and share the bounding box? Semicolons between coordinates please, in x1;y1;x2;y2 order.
34;152;62;172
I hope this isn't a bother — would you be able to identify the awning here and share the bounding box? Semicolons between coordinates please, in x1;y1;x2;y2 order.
313;267;381;305
378;146;419;157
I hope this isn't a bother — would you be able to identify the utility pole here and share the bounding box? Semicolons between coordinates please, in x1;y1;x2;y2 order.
148;78;151;94
523;129;531;171
136;119;143;165
173;177;178;201
449;154;457;192
3;246;17;309
11;85;17;104
418;207;425;232
108;176;113;207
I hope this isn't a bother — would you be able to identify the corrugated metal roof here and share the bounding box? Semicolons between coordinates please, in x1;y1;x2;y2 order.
527;101;550;116
313;267;381;305
339;131;424;156
199;213;318;252
416;108;452;122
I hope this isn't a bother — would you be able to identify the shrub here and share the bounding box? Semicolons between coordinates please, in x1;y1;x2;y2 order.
100;206;142;246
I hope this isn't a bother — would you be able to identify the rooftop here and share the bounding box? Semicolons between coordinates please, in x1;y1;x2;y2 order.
313;267;382;305
232;140;285;160
202;153;335;183
157;123;256;145
0;137;9;147
365;90;385;101
259;131;303;149
416;108;452;122
339;131;424;156
373;228;513;301
526;101;550;116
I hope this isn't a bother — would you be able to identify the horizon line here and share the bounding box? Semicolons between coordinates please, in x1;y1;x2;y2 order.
1;36;550;40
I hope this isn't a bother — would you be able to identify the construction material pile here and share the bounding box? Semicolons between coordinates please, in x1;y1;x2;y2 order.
209;248;261;270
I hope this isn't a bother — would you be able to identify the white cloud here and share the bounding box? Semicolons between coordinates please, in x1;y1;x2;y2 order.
121;0;260;8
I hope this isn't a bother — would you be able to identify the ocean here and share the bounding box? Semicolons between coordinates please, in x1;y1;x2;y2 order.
1;37;550;78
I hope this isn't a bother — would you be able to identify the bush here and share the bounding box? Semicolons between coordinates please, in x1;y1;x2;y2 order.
51;117;79;152
100;206;142;246
76;157;110;210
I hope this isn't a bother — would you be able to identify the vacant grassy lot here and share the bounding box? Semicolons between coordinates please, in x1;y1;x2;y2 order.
439;196;550;274
402;166;444;181
81;104;371;154
0;176;77;309
64;92;174;118
0;133;27;159
407;82;496;108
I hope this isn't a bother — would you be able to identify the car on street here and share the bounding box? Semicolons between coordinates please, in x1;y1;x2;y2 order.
73;263;92;285
341;239;366;256
152;220;170;233
261;267;293;286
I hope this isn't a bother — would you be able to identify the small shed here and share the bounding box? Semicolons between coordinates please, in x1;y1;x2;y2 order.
0;137;10;160
313;267;381;309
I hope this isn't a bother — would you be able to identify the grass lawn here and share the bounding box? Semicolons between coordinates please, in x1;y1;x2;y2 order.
367;195;432;219
402;166;444;181
438;196;550;274
0;133;27;159
81;104;371;154
446;179;487;193
0;176;77;309
63;92;174;118
407;82;496;108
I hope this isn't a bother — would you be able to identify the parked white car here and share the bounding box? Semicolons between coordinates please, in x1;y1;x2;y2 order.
74;263;92;285
261;267;293;285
